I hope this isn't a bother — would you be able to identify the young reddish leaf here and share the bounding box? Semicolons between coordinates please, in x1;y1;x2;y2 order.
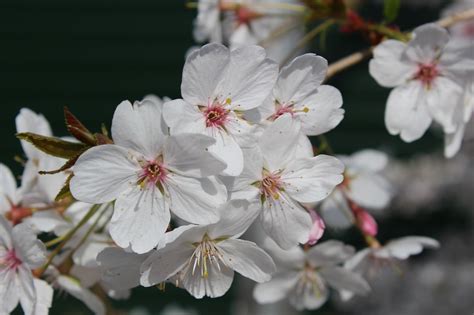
17;132;88;159
64;107;96;146
39;155;79;175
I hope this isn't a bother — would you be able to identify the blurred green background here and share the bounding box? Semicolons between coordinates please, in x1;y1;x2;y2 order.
0;1;459;314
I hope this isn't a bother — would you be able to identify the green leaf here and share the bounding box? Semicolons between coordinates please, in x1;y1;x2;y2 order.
384;0;400;23
17;132;88;159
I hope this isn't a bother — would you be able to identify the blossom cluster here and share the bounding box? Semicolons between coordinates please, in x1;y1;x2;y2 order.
2;1;472;313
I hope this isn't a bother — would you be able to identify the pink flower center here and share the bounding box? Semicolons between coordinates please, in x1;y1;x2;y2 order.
139;160;167;188
260;172;283;200
270;102;309;121
1;249;22;271
235;5;260;25
203;102;229;128
414;63;439;88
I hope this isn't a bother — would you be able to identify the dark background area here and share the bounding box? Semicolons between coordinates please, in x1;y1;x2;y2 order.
2;1;467;314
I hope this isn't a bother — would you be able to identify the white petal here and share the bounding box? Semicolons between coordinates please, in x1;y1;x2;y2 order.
165;175;225;224
207;129;244;176
18;266;36;315
261;237;306;270
404;23;449;63
224;112;257;147
259;114;301;171
276;54;327;104
346;173;392;209
289;272;329;311
111;100;167;159
377;236;440;260
218;238;275;282
73;238;110;268
182;262;234;299
319;189;355;229
385;82;432;142
369;40;416;87
110;185;169;254
97;247;148;290
282;155;344;203
444;124;465;158
0;164;17;212
228;145;263;195
70;145;139;204
347;149;389;172
162;99;207;135
319;266;370;294
164;133;226;177
15;108;53;160
298;85;345;136
295;133;314;158
0;266;19;313
253;271;299;304
217;45;278;111
25;210;66;233
140;242;193;287
70;265;101;288
307;240;355;267
260;192;312;249
12;222;47;268
0;216;13;248
57;276;106;315
33;279;53;315
182;43;230;105
209;199;261;239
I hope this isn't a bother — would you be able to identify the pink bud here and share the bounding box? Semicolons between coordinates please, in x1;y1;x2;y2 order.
355;208;378;237
307;209;326;245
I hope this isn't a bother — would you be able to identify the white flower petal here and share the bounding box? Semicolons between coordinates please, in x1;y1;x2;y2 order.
307;240;355;267
298;85;345;136
319;266;370;294
209;199;261;239
259;114;301;171
162;99;207;135
70;145;139;204
0;266;19;313
404;23;450;63
282;155;344;203
15;108;53;160
289;272;329;311
319;189;355;229
182;43;230;105
12;223;47;268
276;54;327;104
110;185;169;254
111;100;167;159
369;40;416;87
164;133;226;177
253;271;299;304
377;236;440;260
140;242;193;287
217;45;278;111
218;238;275;282
0;164;17;212
73;238;110;268
385;82;432;142
444;124;465;158
260;193;312;249
347;173;392;209
165;175;225;224
182;263;234;299
207;129;243;176
18;266;36;315
0;216;13;248
33;279;54;315
57;276;106;315
347;149;389;172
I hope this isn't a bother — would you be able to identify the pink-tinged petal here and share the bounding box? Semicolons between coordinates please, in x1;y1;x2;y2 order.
182;43;230;105
384;82;432;142
353;207;378;237
70;145;140;204
111;100;167;159
110;185;169;254
307;209;325;245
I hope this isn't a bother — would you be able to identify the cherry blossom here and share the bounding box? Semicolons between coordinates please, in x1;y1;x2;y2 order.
140;199;276;298
163;43;278;176
253;239;370;310
369;23;474;156
70;99;227;253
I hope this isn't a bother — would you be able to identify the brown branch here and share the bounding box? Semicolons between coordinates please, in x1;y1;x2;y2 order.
325;8;474;81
